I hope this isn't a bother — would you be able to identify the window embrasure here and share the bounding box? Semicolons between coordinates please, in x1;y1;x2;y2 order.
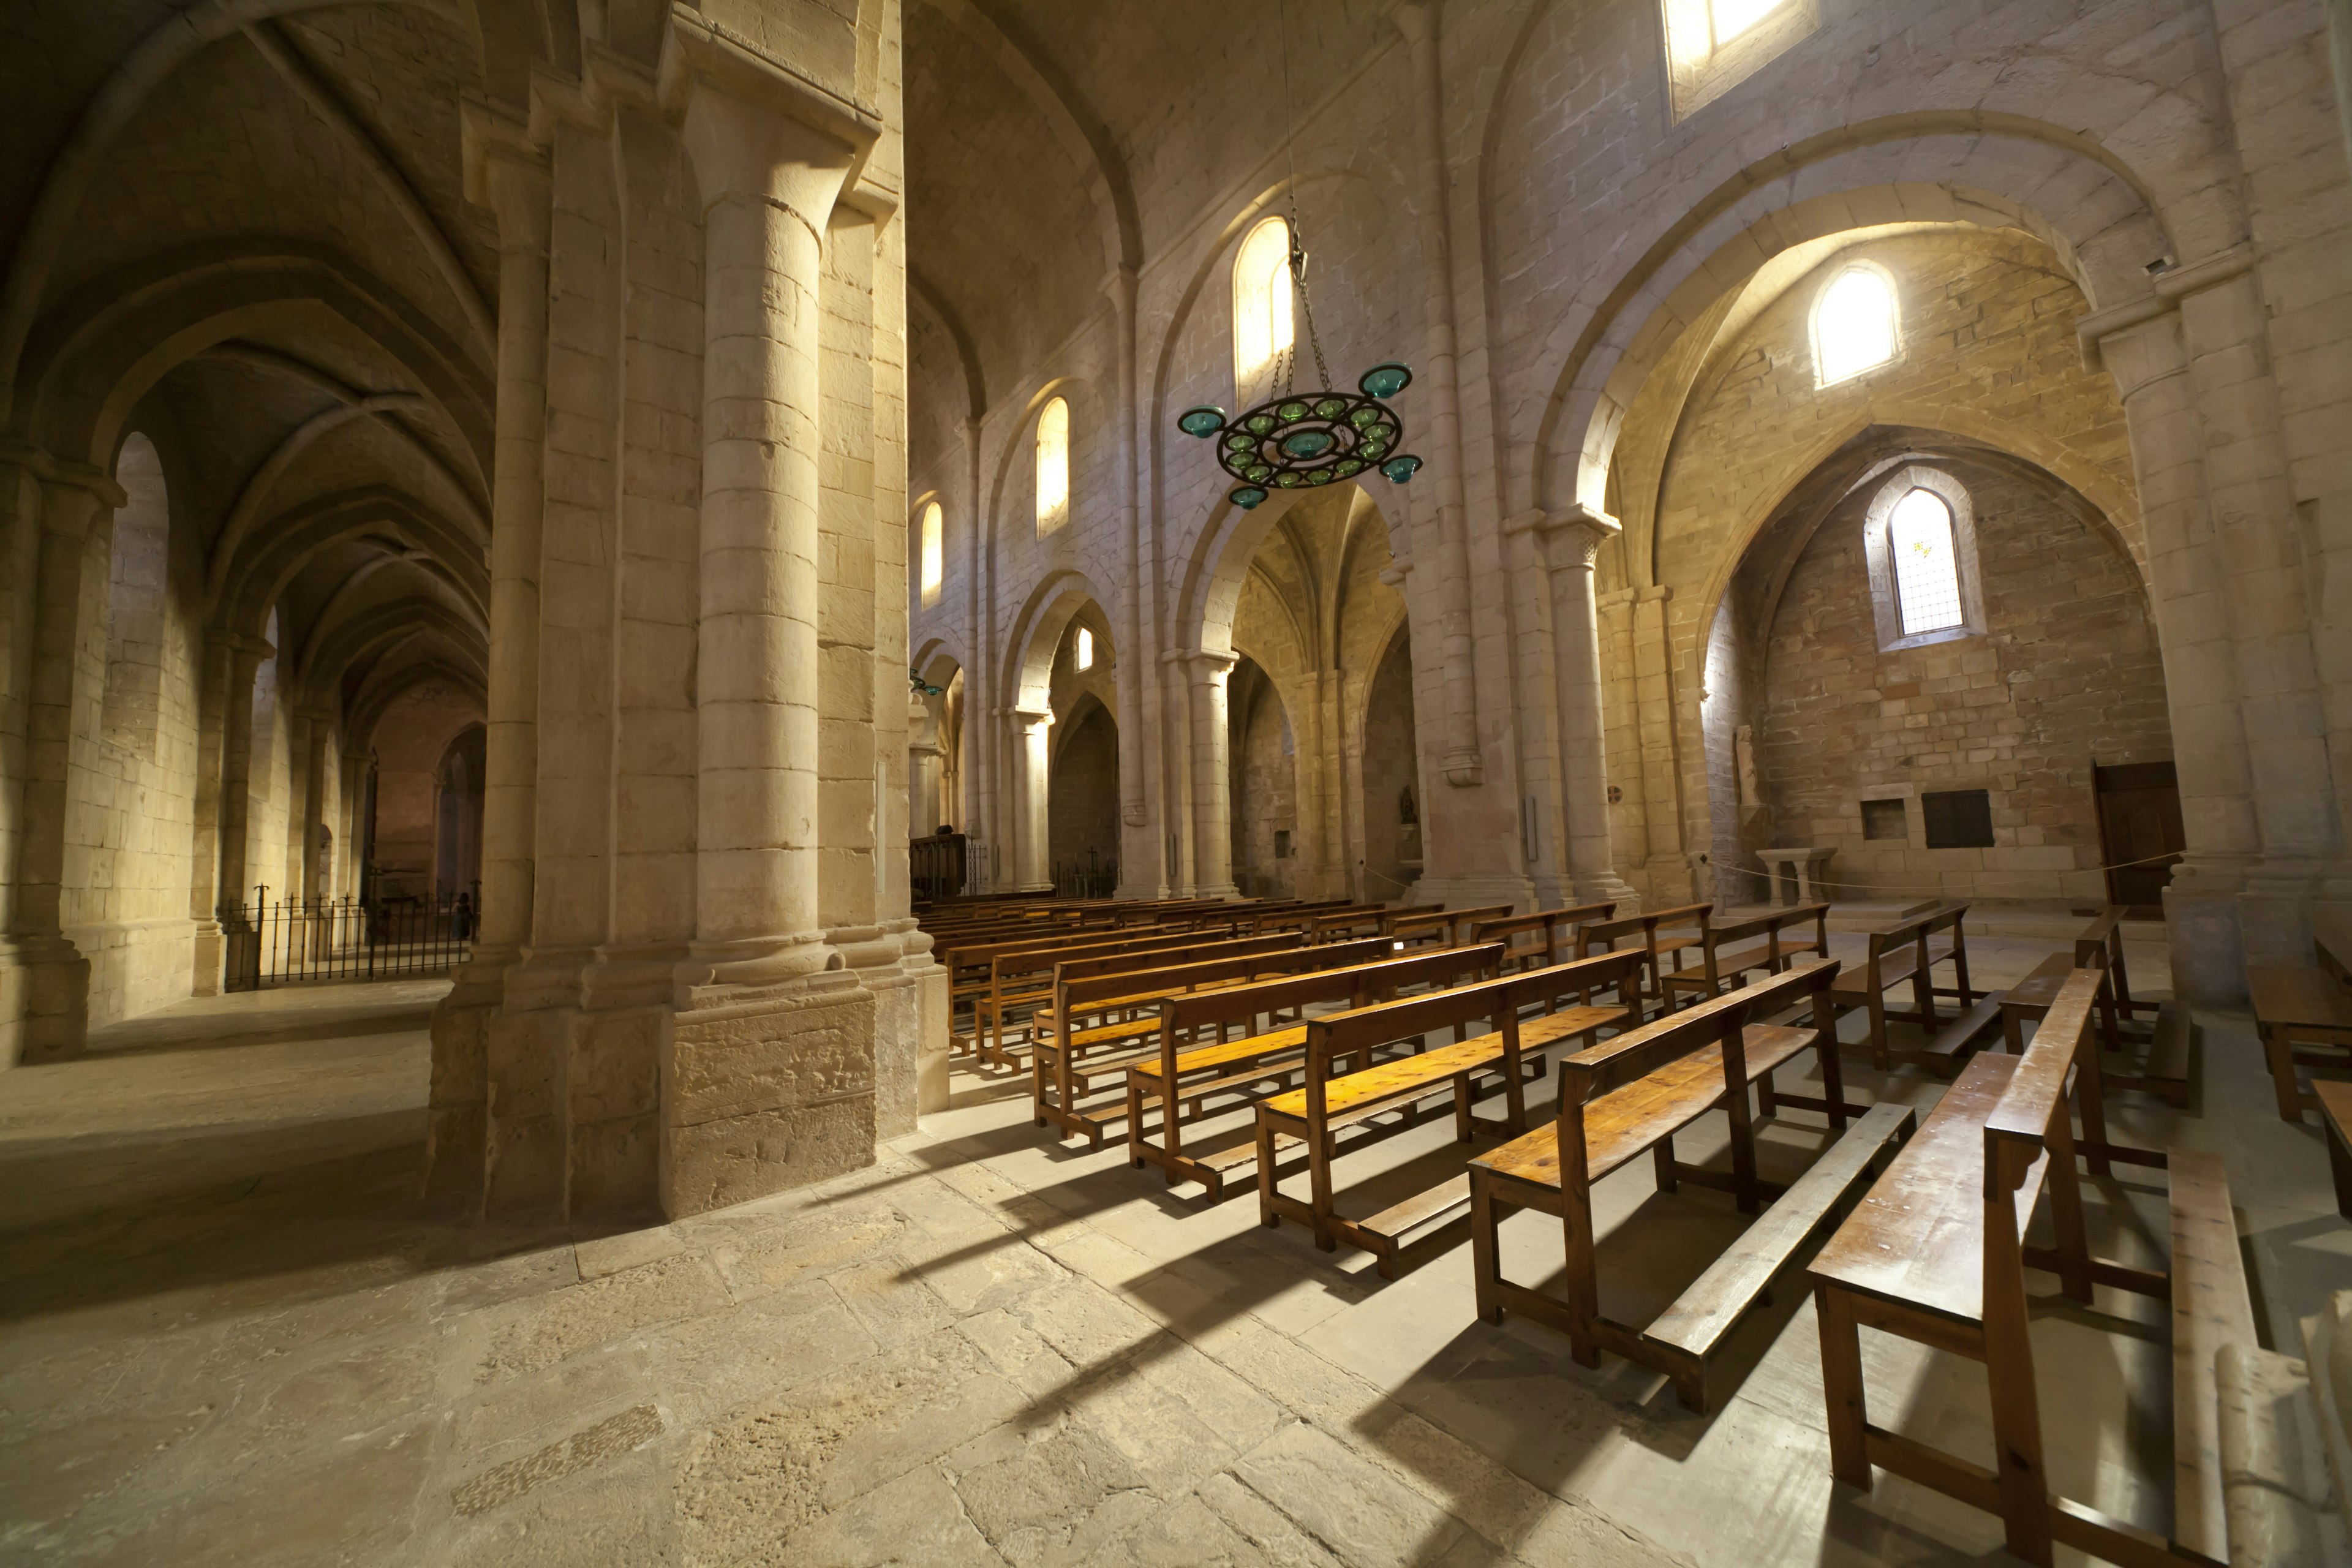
1863;466;1985;653
918;500;943;606
1035;397;1069;537
1811;262;1900;388
1232;215;1294;410
1659;0;1819;122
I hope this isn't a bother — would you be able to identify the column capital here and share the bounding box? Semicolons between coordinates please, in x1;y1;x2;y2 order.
207;629;276;663
459;98;551;246
1508;503;1621;571
1182;648;1238;677
659;11;879;218
0;440;125;508
1009;706;1052;731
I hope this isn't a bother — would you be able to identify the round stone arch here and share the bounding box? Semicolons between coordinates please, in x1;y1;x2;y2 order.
999;568;1115;715
1521;123;2182;519
1175;479;1398;663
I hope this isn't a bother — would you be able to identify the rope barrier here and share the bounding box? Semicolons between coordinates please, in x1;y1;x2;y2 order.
1724;848;2183;899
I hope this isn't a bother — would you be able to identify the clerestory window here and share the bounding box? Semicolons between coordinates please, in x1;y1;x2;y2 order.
1660;0;1819;121
1812;263;1900;387
1232;216;1294;409
1036;397;1069;536
1074;626;1094;671
918;500;943;607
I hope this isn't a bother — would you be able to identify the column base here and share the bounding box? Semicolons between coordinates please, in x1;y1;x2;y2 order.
2162;864;2250;1008
0;935;90;1067
1410;872;1540;916
1575;871;1643;914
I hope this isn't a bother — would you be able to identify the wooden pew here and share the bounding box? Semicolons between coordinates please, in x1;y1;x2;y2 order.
1576;902;1714;1004
1309;903;1441;943
1825;900;1991;1073
2070;906;2193;1107
1658;902;1831;1009
1809;969;2254;1568
1470;902;1615;974
2321;1079;2352;1220
2248;911;2352;1123
968;921;1253;1065
1467;960;1898;1410
1029;937;1390;1146
1128;941;1523;1198
1383;903;1514;950
1255;949;1647;1276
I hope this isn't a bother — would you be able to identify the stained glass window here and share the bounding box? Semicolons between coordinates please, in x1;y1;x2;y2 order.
1888;486;1964;635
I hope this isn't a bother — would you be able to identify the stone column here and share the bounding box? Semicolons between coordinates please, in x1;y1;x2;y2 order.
300;710;331;901
214;637;271;919
341;747;369;899
3;475;113;1062
908;691;944;835
459;107;550;986
2093;304;2258;1000
1392;2;1483;788
673;70;861;997
186;632;233;993
1104;265;1155;895
1009;707;1054;892
1185;650;1239;899
1532;507;1640;908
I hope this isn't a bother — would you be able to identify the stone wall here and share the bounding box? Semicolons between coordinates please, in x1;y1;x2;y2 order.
1360;633;1420;902
368;682;486;902
1047;699;1119;890
1228;657;1296;900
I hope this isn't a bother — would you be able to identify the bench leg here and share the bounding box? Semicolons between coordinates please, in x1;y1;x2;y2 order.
1469;1175;1505;1325
1254;1117;1280;1228
1815;1284;1871;1489
1559;1191;1602;1370
1126;1076;1146;1169
1308;1129;1338;1252
1653;1133;1678;1194
2261;1024;2305;1122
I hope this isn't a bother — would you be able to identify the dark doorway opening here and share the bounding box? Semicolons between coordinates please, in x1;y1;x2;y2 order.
2094;760;2185;913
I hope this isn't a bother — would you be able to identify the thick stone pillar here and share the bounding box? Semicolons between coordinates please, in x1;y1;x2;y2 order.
1104;265;1156;895
1184;651;1238;899
661;18;881;1214
1009;707;1054;892
186;634;232;992
300;710;331;901
2;474;113;1063
909;692;944;834
1533;507;1640;909
214;638;269;919
340;747;368;899
1392;2;1483;788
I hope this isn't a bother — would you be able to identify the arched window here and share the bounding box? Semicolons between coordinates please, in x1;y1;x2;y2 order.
918;500;943;606
1074;626;1094;671
1887;487;1962;635
1232;216;1294;407
1035;397;1069;536
1864;466;1983;651
1660;0;1817;120
1811;263;1899;387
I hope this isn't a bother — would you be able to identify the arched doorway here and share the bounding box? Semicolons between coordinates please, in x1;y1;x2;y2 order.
1226;655;1297;899
1049;695;1120;896
433;725;485;903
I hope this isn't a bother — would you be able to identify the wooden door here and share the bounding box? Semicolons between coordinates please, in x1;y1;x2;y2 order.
2094;761;2185;911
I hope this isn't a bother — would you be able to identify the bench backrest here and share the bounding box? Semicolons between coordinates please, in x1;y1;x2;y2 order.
1311;902;1440;941
971;924;1239;988
1555;958;1839;1108
1056;936;1387;1016
1158;941;1506;1039
1016;930;1308;992
1854;899;1969;989
1687;902;1831;984
1577;902;1714;988
1384;903;1513;944
1470;902;1616;971
1979;970;2101;1447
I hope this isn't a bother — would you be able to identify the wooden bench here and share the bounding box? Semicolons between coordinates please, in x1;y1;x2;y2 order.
1384;903;1514;950
1810;968;2255;1568
1028;937;1391;1146
1125;941;1515;1197
1826;899;1987;1072
1577;901;1714;1004
2248;912;2352;1123
1308;902;1442;943
2068;907;2195;1107
973;924;1267;1065
1470;902;1615;974
1256;949;1649;1276
1466;960;1888;1409
1658;902;1830;1008
2318;1079;2352;1221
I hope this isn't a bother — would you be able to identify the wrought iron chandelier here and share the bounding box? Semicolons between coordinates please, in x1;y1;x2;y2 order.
1174;2;1420;511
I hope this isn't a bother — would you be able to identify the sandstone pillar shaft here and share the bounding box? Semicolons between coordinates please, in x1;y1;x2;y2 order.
1009;707;1053;892
1393;1;1483;788
214;639;270;916
300;711;331;900
1103;265;1155;894
1185;651;1238;899
1537;510;1639;908
472;133;551;968
673;94;859;995
186;633;232;992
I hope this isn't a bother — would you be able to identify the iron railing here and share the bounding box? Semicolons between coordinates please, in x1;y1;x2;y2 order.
1053;854;1118;900
219;889;477;991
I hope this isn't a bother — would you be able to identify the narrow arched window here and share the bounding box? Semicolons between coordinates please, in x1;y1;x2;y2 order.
1864;465;1983;651
1074;627;1094;671
1232;216;1294;407
918;500;943;606
1887;487;1962;635
1035;397;1069;536
1812;263;1899;387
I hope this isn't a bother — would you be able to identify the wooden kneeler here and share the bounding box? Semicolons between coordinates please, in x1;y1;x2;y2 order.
1467;959;1890;1411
